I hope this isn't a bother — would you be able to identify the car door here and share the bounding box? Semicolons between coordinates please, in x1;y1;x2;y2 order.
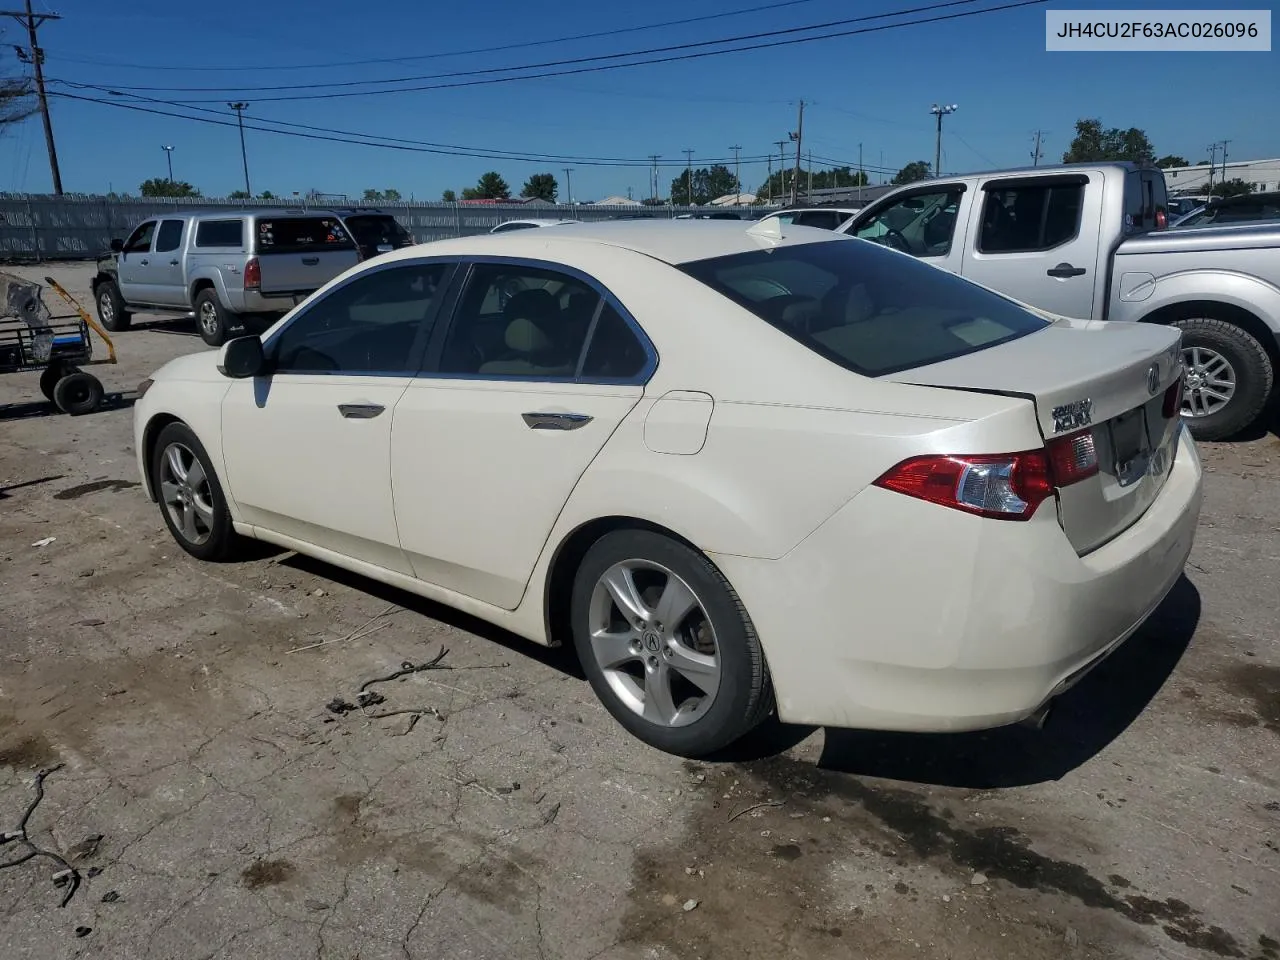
391;259;654;609
960;174;1101;320
220;260;456;575
843;184;970;275
116;220;158;303
151;218;188;306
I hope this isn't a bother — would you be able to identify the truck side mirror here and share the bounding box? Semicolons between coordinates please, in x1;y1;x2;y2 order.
217;336;267;378
110;238;124;253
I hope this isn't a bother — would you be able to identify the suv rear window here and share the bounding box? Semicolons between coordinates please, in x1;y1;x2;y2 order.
679;238;1048;377
255;217;355;253
343;214;413;247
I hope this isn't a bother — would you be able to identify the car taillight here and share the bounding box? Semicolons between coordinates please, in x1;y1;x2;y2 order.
1155;208;1168;229
1162;375;1183;419
244;257;261;290
1045;429;1099;484
873;451;1054;521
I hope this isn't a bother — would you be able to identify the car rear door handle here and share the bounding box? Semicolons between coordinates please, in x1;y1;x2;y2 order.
302;256;320;265
1047;263;1086;278
338;402;385;419
522;411;592;430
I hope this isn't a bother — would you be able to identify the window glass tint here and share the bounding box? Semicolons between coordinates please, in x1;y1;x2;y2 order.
493;222;540;232
793;211;840;230
978;182;1083;253
853;189;962;257
124;221;155;253
195;219;244;248
270;264;450;374
155;219;183;253
344;214;412;248
256;216;355;253
581;303;647;379
438;264;600;378
680;239;1047;377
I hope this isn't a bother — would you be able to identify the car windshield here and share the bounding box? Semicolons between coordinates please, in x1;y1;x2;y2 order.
344;214;412;247
679;238;1049;376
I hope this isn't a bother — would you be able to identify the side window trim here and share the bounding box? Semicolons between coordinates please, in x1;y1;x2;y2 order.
124;220;156;254
262;257;459;377
418;255;657;386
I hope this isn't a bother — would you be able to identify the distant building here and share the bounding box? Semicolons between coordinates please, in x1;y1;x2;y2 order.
594;195;643;206
1163;158;1280;196
711;192;758;206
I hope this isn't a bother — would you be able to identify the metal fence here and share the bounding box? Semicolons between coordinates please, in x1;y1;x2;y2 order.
0;194;755;261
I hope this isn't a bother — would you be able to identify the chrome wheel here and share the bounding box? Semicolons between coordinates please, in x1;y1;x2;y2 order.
1181;345;1237;418
98;290;115;325
587;559;720;728
159;442;215;545
198;300;220;339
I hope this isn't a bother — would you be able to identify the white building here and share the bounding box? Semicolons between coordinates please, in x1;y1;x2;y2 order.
1163;157;1280;196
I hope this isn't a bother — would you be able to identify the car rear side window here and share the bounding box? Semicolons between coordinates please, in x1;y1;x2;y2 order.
256;217;355;253
680;239;1048;377
978;180;1084;253
195;219;244;248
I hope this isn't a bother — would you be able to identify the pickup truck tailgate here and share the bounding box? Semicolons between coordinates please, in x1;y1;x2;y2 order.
255;216;360;296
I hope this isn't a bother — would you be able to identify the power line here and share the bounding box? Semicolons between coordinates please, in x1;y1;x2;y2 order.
47;0;829;73
64;0;1049;103
3;1;62;194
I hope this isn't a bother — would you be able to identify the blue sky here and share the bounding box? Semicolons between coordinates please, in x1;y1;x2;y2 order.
1;0;1276;200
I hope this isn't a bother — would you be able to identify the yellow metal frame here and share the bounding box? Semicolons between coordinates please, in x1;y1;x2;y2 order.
43;276;117;365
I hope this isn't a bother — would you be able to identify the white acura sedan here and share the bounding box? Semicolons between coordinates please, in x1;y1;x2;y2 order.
132;220;1203;757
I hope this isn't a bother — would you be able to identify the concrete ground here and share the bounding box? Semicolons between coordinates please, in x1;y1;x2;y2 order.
0;263;1276;960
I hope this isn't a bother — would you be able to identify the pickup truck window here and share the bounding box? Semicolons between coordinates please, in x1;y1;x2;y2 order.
256;217;355;254
270;263;451;375
123;221;156;254
155;219;184;253
978;182;1083;254
195;219;244;248
852;188;962;257
680;238;1047;377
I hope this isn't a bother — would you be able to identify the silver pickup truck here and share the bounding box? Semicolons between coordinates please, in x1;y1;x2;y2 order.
839;162;1280;440
91;209;361;347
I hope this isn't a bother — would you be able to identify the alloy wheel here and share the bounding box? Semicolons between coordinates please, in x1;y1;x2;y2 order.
159;442;215;545
1181;345;1237;418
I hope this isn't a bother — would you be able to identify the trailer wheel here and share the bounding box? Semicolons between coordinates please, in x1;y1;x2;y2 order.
39;363;69;402
53;371;104;416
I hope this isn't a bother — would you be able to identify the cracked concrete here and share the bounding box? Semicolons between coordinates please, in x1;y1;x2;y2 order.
1;264;1278;959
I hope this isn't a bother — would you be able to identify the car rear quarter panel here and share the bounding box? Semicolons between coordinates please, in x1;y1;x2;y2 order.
1109;259;1280;334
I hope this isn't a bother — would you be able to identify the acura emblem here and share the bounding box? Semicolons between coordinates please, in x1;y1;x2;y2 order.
1146;363;1160;395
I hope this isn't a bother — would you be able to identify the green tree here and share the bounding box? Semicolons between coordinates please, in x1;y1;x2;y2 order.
140;178;201;198
1062;118;1154;163
362;188;403;202
1155;155;1188;169
669;165;740;205
462;171;510;200
228;190;251;199
520;172;558;202
258;190;275;200
756;166;868;200
441;189;457;202
891;161;932;185
1210;178;1256;199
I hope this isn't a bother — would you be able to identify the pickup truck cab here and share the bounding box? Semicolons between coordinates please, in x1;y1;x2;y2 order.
838;162;1280;440
92;209;361;347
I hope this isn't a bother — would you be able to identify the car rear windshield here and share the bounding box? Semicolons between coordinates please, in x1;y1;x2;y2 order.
255;217;355;254
679;238;1049;376
343;214;412;247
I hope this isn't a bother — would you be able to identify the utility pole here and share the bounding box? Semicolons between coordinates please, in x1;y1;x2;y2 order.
789;100;805;206
648;154;660;204
807;150;813;199
562;167;574;204
766;154;773;205
682;148;694;206
1219;139;1232;191
228;102;251;196
1205;142;1219;194
773;140;787;204
930;103;957;177
858;142;864;205
729;144;742;205
1031;130;1044;167
162;144;175;183
5;1;63;194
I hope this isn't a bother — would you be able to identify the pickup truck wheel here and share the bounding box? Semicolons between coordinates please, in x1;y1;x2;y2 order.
195;289;236;347
95;280;131;332
1172;318;1273;442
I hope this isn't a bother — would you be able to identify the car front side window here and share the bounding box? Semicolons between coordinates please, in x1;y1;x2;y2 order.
269;263;453;375
853;189;963;257
123;221;156;254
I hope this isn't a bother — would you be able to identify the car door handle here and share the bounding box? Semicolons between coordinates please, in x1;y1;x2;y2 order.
169;259;180;266
338;403;385;419
522;411;592;430
139;258;149;265
1047;263;1086;278
302;256;320;265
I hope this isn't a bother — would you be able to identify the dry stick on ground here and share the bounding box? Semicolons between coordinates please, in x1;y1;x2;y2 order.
286;603;400;654
726;799;785;822
358;648;451;693
0;764;81;907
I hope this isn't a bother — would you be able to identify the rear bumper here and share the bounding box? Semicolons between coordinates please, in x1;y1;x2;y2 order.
236;290;306;314
710;425;1204;732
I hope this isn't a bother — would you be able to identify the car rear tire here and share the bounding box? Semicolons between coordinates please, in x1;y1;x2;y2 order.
52;371;104;416
570;529;773;757
95;280;132;332
195;288;238;348
150;421;245;562
1173;318;1273;441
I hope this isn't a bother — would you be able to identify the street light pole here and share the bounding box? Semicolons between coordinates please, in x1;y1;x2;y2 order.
228;102;251;196
730;144;741;205
162;144;175;183
930;103;957;177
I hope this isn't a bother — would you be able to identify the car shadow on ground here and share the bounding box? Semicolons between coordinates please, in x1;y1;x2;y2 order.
0;474;64;498
0;393;134;423
131;317;198;337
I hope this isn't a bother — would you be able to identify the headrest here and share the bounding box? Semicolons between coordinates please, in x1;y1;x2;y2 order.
503;287;558;323
505;316;553;353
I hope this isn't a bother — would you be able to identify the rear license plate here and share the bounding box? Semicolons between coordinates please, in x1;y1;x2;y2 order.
1110;408;1151;487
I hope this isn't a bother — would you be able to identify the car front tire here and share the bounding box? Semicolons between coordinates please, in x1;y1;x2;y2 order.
1173;317;1273;441
150;421;245;562
95;280;132;332
570;529;773;757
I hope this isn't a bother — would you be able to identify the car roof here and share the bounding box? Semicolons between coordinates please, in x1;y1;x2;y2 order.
396;219;840;266
144;207;347;220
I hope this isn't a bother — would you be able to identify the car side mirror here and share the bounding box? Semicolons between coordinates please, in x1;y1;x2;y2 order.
217;336;267;378
110;238;124;253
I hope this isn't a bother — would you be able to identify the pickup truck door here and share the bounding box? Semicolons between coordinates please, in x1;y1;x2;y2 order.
150;218;188;306
841;184;971;276
959;173;1102;321
116;220;158;303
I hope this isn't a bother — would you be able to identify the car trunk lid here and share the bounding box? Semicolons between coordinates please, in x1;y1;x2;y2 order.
254;216;360;296
886;321;1184;554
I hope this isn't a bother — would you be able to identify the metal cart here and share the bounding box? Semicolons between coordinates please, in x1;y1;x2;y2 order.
0;273;118;415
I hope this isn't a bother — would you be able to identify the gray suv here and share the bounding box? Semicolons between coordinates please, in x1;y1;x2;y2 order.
92;209;361;346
